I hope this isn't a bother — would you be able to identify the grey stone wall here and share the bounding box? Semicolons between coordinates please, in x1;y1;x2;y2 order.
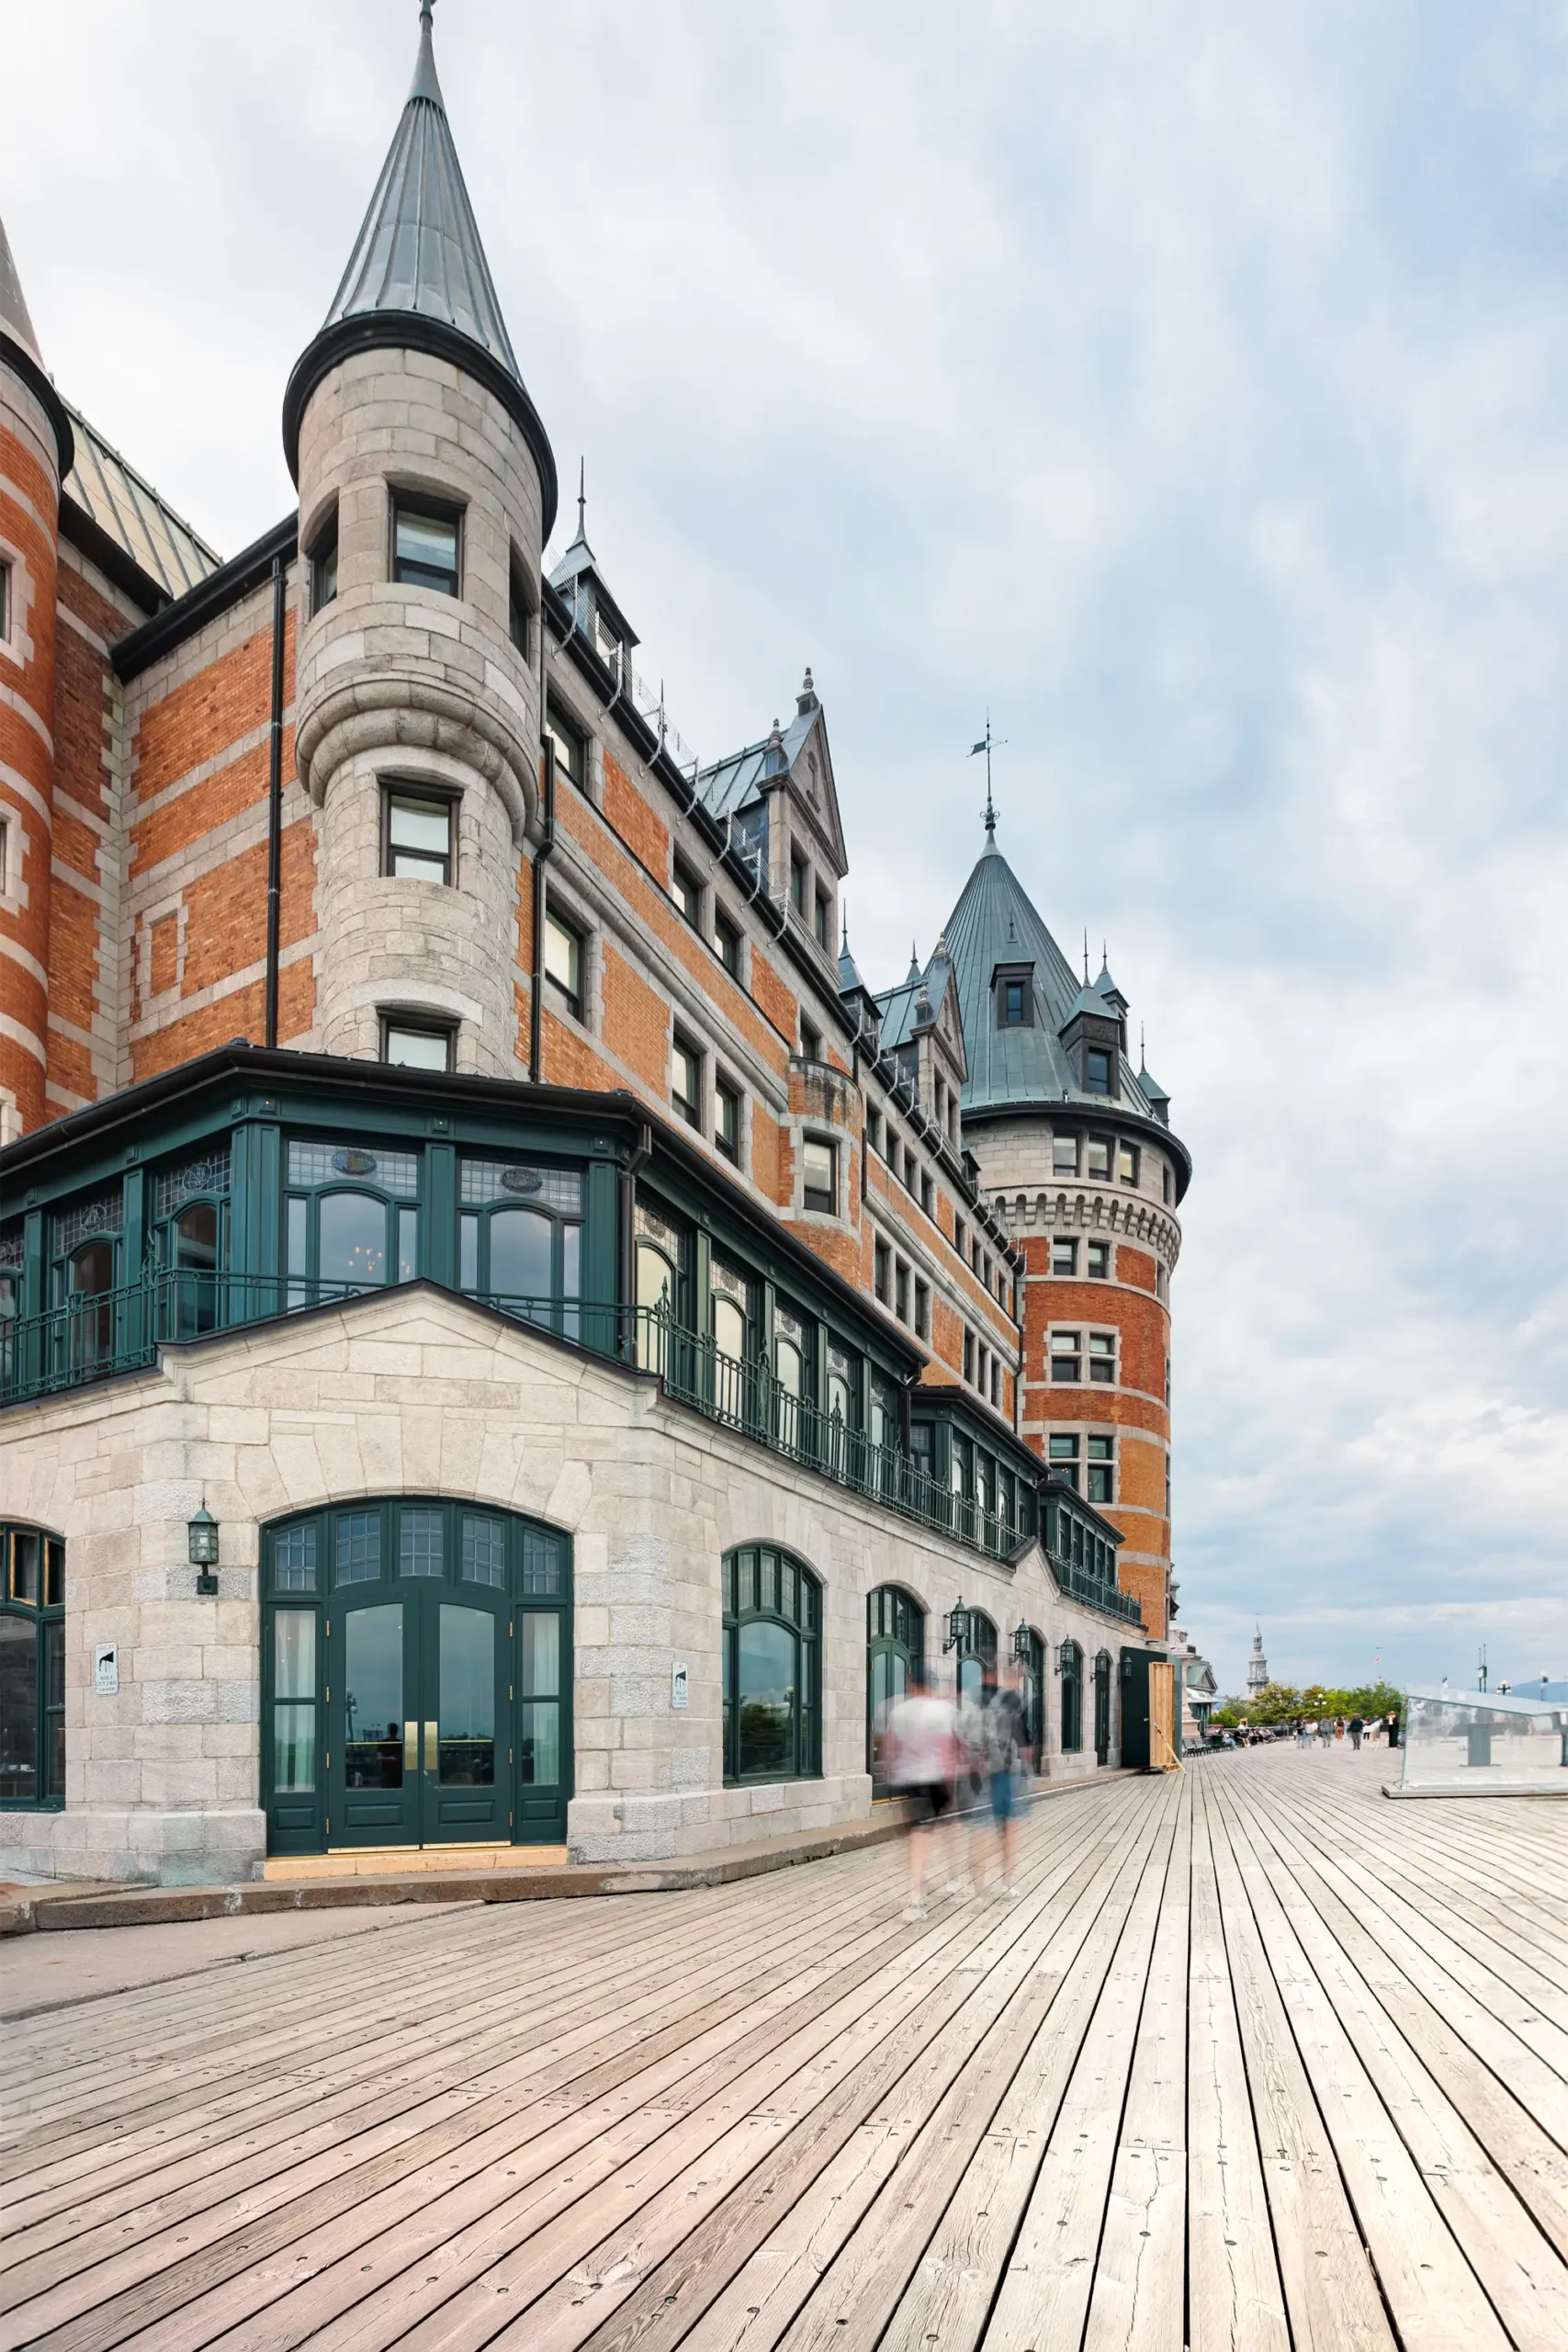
0;1284;1139;1886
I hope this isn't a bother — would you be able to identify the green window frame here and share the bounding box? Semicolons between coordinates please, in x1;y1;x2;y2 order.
866;1584;923;1792
722;1544;821;1785
457;1158;584;1339
956;1606;997;1708
260;1498;572;1856
1061;1639;1084;1752
151;1148;231;1340
283;1138;421;1308
0;1524;65;1811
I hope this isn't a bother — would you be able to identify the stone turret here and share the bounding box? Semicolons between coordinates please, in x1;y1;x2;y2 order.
282;2;558;1075
0;218;73;1137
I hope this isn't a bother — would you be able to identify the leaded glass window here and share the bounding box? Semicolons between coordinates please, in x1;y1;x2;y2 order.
722;1545;820;1784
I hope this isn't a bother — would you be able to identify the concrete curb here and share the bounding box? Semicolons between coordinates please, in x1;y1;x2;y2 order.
0;1770;1136;1934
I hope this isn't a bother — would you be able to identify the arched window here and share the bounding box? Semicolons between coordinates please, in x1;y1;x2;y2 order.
1094;1649;1113;1764
51;1191;123;1374
283;1139;419;1308
1060;1639;1084;1752
635;1200;686;1372
866;1585;924;1791
1018;1627;1046;1758
709;1256;756;1428
0;1523;65;1809
957;1607;998;1708
722;1544;820;1784
457;1159;583;1338
152;1148;230;1338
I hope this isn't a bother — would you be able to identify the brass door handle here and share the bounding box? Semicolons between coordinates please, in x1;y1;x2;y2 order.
403;1720;418;1773
424;1720;438;1771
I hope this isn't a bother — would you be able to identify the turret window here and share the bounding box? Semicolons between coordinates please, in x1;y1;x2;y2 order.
1052;1239;1077;1276
309;519;338;614
381;787;454;884
1088;1240;1111;1279
1089;1331;1117;1384
1086;1047;1112;1096
1118;1142;1139;1184
1087;1136;1112;1179
380;1017;453;1072
993;960;1034;1028
1053;1135;1078;1176
391;497;460;596
1087;1433;1115;1504
1050;1330;1081;1382
803;1137;837;1214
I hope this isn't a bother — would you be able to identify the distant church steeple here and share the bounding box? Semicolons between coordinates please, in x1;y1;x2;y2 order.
1247;1624;1269;1693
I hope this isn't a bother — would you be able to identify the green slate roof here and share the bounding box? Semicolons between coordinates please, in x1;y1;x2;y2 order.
942;826;1162;1120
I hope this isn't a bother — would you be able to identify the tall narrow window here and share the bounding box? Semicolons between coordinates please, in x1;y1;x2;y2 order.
1052;1238;1078;1276
1049;1433;1080;1490
799;1019;821;1062
874;1238;891;1305
722;1545;820;1784
1086;1047;1111;1096
543;909;583;1018
1118;1141;1139;1184
381;788;454;884
714;909;741;977
1087;1136;1112;1179
790;855;807;915
0;1524;65;1807
803;1137;836;1214
715;1078;741;1164
310;519;338;614
0;559;10;643
867;1586;924;1791
914;1278;931;1342
1052;1134;1078;1176
1087;1240;1111;1279
508;568;531;657
543;700;587;791
1050;1329;1081;1383
814;891;830;949
391;497;460;595
1087;1432;1114;1504
1089;1331;1116;1384
1060;1641;1083;1751
671;857;703;929
671;1036;702;1127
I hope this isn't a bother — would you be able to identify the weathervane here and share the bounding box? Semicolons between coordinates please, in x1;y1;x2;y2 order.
968;712;1007;836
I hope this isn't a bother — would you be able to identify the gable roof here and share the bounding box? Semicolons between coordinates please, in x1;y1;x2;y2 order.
63;403;221;603
942;824;1163;1121
695;686;847;872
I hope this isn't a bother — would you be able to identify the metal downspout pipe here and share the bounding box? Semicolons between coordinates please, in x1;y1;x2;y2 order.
263;554;286;1047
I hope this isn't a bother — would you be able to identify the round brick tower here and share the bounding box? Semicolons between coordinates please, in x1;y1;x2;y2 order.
0;219;72;1139
283;2;557;1078
941;815;1191;1639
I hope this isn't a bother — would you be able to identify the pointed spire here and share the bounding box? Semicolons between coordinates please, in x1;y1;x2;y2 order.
796;665;819;716
282;0;556;527
0;213;73;477
576;457;587;544
908;941;921;985
1082;931;1089;985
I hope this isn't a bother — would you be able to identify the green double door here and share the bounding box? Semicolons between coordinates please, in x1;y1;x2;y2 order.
329;1585;561;1847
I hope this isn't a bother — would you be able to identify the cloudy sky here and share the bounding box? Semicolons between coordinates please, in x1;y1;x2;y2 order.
9;1;1566;1697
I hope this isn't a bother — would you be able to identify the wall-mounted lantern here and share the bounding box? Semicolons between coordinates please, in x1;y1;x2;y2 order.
1011;1625;1033;1665
1055;1638;1078;1679
942;1600;971;1656
188;1503;220;1595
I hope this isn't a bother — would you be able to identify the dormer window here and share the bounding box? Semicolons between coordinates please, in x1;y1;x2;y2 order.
790;855;807;916
814;890;830;950
992;959;1034;1029
1086;1046;1112;1095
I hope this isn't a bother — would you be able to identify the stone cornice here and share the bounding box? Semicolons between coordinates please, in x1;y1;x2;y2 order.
295;671;536;848
991;1182;1182;1271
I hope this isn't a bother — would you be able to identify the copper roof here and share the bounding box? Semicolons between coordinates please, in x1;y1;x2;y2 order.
62;405;221;601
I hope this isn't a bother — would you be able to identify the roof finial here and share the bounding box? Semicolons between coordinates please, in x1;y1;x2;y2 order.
840;901;849;953
1083;931;1089;984
968;709;1006;837
1139;1022;1146;1072
410;0;442;107
577;457;586;542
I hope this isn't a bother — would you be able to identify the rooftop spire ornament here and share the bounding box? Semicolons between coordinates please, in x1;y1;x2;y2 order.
968;711;1006;837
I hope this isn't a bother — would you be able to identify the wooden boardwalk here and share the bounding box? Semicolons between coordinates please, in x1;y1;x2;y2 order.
2;1747;1565;2350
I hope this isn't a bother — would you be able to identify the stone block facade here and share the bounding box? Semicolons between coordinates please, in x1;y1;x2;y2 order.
0;1285;1133;1886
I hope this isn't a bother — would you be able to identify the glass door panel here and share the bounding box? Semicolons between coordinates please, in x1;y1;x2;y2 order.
422;1598;507;1841
331;1600;417;1845
517;1608;567;1838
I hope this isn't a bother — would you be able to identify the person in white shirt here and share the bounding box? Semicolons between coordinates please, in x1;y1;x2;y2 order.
885;1664;957;1920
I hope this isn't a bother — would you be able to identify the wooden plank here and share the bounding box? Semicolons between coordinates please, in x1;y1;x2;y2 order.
950;1782;1179;2352
1202;1775;1395;2351
1226;1785;1568;2350
1185;1775;1290;2352
1209;1777;1511;2352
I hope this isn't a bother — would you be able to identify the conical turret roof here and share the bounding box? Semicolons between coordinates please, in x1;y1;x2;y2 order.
0;213;73;477
941;818;1168;1132
282;4;556;531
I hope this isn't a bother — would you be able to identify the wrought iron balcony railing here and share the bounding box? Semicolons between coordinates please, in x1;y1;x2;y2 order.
0;1269;1142;1613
